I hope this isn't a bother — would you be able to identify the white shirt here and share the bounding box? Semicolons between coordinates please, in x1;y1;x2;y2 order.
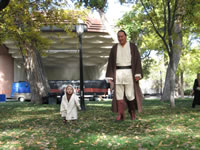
116;42;131;66
116;42;133;84
106;42;141;82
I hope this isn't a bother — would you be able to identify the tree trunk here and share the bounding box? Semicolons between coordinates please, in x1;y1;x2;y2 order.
180;71;184;99
161;21;182;107
161;64;171;101
175;73;180;98
169;62;176;107
24;44;50;104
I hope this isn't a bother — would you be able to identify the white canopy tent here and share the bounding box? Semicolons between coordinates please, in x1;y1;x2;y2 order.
3;17;115;81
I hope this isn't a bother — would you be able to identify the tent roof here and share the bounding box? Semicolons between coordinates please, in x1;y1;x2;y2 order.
4;17;115;67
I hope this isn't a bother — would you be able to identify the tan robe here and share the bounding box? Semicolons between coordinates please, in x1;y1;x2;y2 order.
60;93;81;120
106;42;143;113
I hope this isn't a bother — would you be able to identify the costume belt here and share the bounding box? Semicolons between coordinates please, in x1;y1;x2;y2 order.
116;66;132;69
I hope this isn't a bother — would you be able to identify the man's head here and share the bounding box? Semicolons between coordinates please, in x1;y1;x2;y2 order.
117;30;127;46
197;73;200;79
197;73;200;85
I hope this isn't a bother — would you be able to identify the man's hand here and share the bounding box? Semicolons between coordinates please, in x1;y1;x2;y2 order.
135;76;141;82
108;79;114;90
197;87;200;91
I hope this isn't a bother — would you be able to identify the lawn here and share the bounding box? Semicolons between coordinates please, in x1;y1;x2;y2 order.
0;98;200;150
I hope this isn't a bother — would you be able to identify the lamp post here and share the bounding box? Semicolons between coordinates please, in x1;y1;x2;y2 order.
75;23;87;110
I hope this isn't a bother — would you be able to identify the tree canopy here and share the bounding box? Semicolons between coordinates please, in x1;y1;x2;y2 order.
0;0;87;104
116;0;200;106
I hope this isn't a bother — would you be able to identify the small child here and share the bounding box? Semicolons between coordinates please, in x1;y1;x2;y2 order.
60;85;81;124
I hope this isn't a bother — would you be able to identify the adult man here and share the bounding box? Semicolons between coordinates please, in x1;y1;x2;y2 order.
106;30;143;121
192;73;200;108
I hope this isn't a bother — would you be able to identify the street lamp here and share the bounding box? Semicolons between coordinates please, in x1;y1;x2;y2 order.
75;22;87;110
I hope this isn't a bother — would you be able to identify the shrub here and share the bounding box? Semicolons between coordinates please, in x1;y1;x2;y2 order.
184;89;193;96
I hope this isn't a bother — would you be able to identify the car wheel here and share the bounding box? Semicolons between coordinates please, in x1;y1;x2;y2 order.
19;97;25;102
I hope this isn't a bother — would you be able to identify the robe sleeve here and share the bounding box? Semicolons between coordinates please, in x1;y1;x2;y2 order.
105;44;117;79
74;95;81;110
193;79;198;91
132;44;143;78
60;95;67;113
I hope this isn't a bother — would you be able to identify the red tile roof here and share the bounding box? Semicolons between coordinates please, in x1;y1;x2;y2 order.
86;17;106;33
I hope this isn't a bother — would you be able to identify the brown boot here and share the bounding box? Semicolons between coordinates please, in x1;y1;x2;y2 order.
116;100;125;121
127;100;136;120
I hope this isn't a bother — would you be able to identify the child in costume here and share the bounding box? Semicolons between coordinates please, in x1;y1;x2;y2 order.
60;85;81;123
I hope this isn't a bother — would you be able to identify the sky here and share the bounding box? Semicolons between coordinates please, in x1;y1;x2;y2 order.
67;0;132;25
106;0;132;24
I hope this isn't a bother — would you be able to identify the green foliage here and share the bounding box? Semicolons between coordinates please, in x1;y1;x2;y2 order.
116;4;164;78
142;57;155;79
117;0;200;53
1;99;200;149
182;0;200;33
117;0;200;91
177;32;200;88
73;0;108;11
0;0;88;102
0;0;87;54
187;49;200;73
184;89;193;96
116;3;166;52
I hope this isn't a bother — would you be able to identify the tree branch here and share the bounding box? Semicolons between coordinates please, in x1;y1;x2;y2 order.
170;0;178;30
162;0;167;38
140;0;170;55
167;0;172;56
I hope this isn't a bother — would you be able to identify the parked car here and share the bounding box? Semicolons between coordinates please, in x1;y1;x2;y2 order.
11;80;110;102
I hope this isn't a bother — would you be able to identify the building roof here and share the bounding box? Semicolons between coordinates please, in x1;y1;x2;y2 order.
4;16;115;67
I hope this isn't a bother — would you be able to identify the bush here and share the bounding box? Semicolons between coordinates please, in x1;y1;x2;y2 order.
184;89;193;96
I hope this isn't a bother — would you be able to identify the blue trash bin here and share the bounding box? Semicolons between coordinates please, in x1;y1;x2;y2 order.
11;81;31;97
0;94;6;102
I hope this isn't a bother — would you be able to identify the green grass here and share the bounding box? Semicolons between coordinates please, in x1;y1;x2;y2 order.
0;98;200;150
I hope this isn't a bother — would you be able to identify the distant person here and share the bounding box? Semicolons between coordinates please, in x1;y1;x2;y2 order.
192;73;200;108
107;88;112;99
106;30;143;121
60;85;81;124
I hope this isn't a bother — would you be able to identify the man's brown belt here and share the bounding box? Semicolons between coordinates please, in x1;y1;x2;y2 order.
116;66;132;69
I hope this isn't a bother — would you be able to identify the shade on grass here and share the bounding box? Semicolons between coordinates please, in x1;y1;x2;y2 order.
0;98;200;149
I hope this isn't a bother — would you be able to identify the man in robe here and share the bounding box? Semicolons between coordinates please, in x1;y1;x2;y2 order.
106;30;143;121
192;73;200;108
